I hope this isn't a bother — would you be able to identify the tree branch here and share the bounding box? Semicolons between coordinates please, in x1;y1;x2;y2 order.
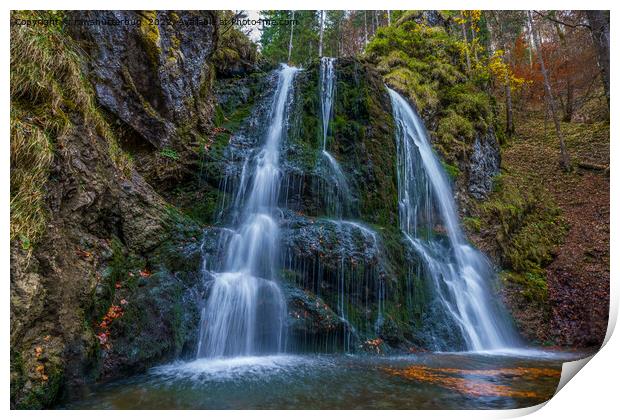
533;10;591;30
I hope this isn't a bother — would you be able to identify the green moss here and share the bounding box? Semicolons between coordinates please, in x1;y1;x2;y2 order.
463;216;482;232
367;18;498;167
472;172;568;304
11;351;64;409
212;11;258;76
159;148;179;160
330;59;400;226
501;270;548;303
138;11;162;70
441;161;461;181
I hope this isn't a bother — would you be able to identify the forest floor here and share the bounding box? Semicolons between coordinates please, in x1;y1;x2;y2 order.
505;113;610;348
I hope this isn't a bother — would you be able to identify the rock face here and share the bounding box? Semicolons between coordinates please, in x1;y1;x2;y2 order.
69;11;218;148
10;107;206;408
468;129;501;199
10;11;218;408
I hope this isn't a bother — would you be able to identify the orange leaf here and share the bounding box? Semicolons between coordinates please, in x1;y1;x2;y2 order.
76;248;92;259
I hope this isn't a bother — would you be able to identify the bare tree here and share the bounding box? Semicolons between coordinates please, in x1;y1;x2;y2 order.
586;11;610;106
387;10;391;26
288;10;295;63
460;12;471;72
318;10;325;57
528;11;571;171
364;11;368;45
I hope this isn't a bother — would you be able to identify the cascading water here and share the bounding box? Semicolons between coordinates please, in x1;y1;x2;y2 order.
275;58;386;352
320;57;335;151
388;88;520;351
196;65;299;358
319;57;351;216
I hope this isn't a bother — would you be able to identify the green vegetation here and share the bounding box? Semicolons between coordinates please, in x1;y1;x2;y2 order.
472;171;568;303
213;11;258;76
260;11;320;66
160;148;179;160
366;18;499;165
10;10;132;247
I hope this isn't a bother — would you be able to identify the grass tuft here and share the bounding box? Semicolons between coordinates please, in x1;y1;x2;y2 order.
10;11;133;246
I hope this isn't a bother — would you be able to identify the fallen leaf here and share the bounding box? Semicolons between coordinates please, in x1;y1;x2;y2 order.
76;248;92;259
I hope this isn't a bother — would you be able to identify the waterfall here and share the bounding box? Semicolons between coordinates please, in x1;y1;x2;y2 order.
319;57;351;216
320;57;335;150
196;65;299;358
388;88;520;351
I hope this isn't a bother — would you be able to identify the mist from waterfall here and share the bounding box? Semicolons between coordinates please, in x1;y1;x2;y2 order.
388;88;520;351
196;65;299;358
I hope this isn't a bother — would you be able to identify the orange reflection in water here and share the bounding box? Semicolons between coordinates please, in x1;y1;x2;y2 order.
382;365;561;399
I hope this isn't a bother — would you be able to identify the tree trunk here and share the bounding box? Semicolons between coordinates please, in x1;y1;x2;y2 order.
526;12;534;68
387;10;391;26
505;72;514;136
470;23;478;63
318;10;325;58
586;11;610;106
564;78;574;122
552;15;573;122
529;11;571;171
460;12;471;72
288;11;295;63
364;11;369;45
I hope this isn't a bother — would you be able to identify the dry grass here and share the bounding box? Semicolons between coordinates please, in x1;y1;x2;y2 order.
10;11;132;246
10;112;53;245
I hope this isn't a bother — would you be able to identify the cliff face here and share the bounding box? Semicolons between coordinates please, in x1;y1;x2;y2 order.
10;11;218;408
69;11;218;149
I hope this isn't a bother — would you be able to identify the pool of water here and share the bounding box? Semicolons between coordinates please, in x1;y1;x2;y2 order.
64;349;588;409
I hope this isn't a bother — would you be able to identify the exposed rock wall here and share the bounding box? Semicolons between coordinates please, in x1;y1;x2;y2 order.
10;11;219;408
69;11;218;149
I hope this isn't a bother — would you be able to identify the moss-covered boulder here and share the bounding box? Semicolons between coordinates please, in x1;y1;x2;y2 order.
286;58;399;225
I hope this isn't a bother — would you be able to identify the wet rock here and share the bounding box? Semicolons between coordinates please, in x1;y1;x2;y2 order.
281;212;383;270
281;283;358;352
468;129;501;199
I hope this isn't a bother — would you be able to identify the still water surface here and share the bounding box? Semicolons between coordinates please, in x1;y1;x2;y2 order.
65;349;587;409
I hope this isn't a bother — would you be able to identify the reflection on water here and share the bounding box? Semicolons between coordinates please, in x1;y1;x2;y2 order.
65;350;588;409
